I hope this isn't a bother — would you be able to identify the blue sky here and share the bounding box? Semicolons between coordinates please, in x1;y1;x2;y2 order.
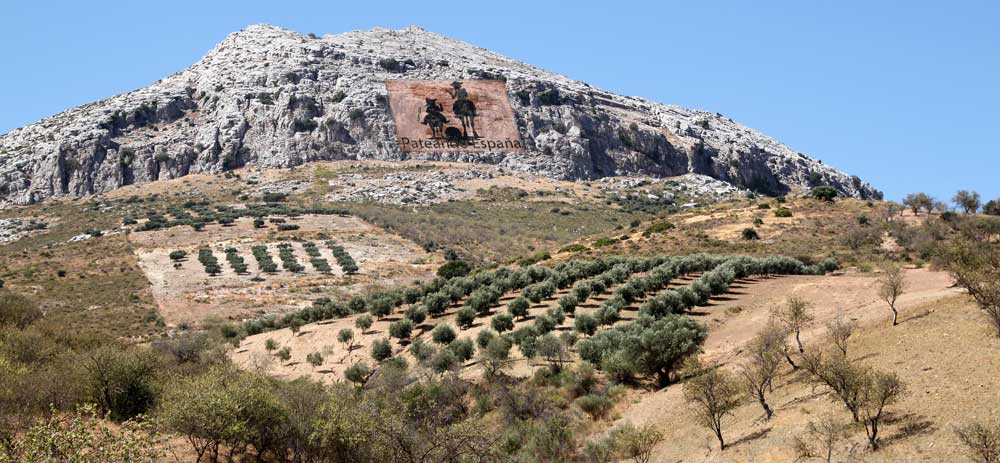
2;1;997;202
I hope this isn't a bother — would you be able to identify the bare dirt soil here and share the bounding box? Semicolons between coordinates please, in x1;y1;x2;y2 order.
133;214;436;326
607;268;995;463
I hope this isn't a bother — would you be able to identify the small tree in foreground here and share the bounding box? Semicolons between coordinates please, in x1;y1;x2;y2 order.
772;296;814;353
826;315;855;356
937;239;1000;337
858;369;906;450
682;361;743;450
877;264;906;326
955;421;1000;463
739;326;783;420
792;415;851;463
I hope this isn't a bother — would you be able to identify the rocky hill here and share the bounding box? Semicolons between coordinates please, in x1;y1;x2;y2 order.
0;24;880;207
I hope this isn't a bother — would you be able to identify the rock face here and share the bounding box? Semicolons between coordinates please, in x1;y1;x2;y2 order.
0;24;880;207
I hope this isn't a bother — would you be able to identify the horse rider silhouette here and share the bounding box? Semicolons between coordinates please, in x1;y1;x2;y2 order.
419;98;448;139
447;81;479;139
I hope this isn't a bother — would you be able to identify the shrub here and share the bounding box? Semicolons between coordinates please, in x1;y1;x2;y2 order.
2;404;163;462
0;290;42;329
168;250;187;261
437;260;471;279
774;208;793;218
82;345;159;422
741;228;760;240
577;393;614;420
644;221;675;235
559;244;588;253
613;422;664;463
593;237;617;248
955;422;1000;463
811;186;838;201
277;224;300;231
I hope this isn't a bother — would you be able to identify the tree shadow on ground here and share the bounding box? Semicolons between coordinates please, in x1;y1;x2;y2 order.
728;427;772;448
881;413;936;447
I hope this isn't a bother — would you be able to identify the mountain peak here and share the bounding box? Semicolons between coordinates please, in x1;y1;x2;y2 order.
0;25;880;207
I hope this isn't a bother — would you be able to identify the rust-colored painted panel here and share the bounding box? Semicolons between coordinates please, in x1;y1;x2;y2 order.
386;80;523;152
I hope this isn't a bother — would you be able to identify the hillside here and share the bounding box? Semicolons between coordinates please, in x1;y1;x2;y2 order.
0;24;880;207
1;156;998;462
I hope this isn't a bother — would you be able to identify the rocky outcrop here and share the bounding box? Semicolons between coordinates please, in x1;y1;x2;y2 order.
0;25;881;207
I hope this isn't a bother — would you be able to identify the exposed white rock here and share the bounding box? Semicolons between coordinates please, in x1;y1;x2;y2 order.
0;218;48;244
0;25;880;208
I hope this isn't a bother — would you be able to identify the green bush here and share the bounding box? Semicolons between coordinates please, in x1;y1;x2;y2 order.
436;260;471;279
83;345;159;422
0;290;42;329
644;221;675;235
811;186;838;201
774;208;793;218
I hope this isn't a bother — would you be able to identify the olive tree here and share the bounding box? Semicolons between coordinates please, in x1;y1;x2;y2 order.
354;315;373;334
491;312;514;333
954;190;982;214
508;297;530;320
771;296;814;353
388;319;413;342
577;314;707;387
826;315;855;356
877;264;906;326
682;361;743;450
739;326;783;420
431;324;457;345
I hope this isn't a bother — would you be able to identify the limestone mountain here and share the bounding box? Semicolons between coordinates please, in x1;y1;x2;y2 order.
0;24;880;206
